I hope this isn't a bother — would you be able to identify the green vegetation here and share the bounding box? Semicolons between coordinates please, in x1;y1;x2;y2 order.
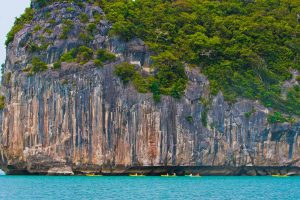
145;51;188;100
200;97;210;126
30;57;48;73
186;116;193;123
49;19;56;26
59;46;115;66
86;23;97;35
201;109;208;127
53;62;61;70
32;0;48;8
60;19;74;39
76;46;94;64
44;11;51;19
66;7;75;12
286;86;300;115
32;0;88;9
114;62;149;93
79;22;99;43
0;95;5;110
79;33;93;44
60;49;76;63
94;59;103;68
60;46;93;64
79;13;89;23
96;49;116;62
150;81;161;102
23;57;48;75
28;42;49;53
28;43;39;52
33;25;42;33
61;79;69;85
244;108;256;118
44;28;53;35
4;72;12;85
6;0;300;115
98;0;300;115
267;112;289;124
93;11;102;21
60;49;78;62
5;8;34;46
115;62;136;85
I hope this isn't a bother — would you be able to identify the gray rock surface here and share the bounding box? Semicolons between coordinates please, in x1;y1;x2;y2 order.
0;2;299;175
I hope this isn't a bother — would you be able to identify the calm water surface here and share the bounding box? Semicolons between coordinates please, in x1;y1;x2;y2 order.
0;175;299;199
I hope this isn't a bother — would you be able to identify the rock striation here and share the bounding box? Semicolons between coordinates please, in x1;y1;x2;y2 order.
0;1;299;175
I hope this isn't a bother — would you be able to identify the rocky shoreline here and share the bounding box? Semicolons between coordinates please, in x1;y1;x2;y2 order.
2;165;300;176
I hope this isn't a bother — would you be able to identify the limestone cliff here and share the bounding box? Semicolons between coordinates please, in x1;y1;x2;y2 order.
0;1;299;175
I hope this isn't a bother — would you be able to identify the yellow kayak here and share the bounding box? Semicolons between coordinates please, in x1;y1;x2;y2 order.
185;174;201;177
161;173;176;177
129;173;145;177
272;175;288;178
86;174;103;177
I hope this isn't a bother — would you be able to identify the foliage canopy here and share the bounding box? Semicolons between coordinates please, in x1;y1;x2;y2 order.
99;0;300;114
6;0;300;115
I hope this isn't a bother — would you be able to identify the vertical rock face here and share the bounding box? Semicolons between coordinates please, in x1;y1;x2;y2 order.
0;2;299;175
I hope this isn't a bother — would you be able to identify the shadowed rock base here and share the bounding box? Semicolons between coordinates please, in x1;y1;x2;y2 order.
2;165;300;176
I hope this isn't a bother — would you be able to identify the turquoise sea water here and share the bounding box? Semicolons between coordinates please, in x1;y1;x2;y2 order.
0;176;299;200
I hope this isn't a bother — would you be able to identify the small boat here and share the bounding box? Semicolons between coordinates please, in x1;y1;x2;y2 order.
129;173;145;177
86;174;103;177
161;173;176;177
272;174;289;178
185;174;201;177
